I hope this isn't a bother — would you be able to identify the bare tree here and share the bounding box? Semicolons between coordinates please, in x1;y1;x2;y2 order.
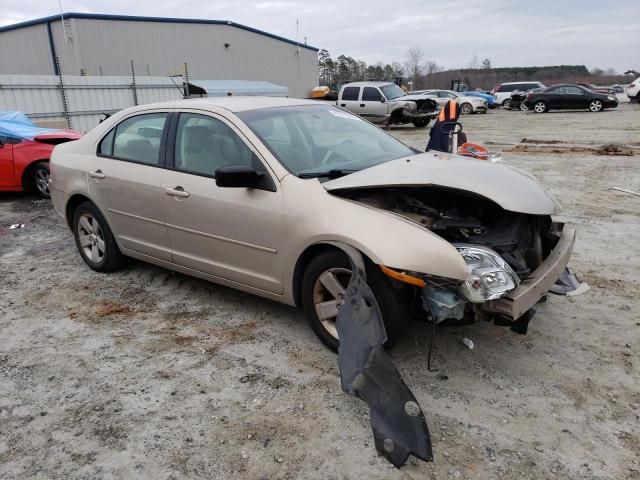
605;67;617;76
469;54;479;69
405;46;425;87
482;58;492;70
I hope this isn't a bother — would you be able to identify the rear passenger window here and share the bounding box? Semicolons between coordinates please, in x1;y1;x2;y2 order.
98;129;115;156
341;87;360;101
174;113;260;177
362;87;382;101
112;113;167;165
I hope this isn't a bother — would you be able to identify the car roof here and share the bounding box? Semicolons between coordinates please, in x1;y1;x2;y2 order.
118;96;320;114
500;81;542;85
341;81;395;88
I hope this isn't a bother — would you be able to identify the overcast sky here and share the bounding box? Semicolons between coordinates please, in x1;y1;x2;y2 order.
1;0;638;72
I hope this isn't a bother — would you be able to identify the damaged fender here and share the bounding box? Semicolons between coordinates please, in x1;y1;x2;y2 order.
331;241;433;467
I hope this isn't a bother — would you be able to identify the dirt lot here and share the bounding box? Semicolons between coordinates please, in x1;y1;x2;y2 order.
1;104;639;480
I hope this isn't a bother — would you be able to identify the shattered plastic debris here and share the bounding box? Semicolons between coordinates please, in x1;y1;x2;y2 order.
461;337;474;350
334;244;432;468
550;268;590;296
10;224;25;229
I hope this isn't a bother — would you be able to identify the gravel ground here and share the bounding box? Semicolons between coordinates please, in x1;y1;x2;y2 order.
1;103;639;480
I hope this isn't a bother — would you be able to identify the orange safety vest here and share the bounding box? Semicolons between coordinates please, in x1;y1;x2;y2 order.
437;99;458;122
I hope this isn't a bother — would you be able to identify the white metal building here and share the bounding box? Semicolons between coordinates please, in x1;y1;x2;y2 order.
0;13;319;98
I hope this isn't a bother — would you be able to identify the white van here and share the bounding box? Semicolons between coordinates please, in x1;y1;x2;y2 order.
492;82;546;107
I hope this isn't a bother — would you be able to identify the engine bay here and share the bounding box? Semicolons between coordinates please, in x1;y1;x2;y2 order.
336;186;560;280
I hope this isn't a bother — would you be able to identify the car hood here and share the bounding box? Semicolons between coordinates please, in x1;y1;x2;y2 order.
323;152;559;215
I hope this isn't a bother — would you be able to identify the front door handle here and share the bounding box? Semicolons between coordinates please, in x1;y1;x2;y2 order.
165;186;190;198
360;104;365;107
340;103;346;107
89;169;105;179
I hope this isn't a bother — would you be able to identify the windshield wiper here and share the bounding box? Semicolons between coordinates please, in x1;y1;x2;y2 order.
298;169;358;179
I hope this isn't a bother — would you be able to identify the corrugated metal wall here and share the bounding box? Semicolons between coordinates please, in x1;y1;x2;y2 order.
1;17;318;98
0;75;183;132
0;24;55;75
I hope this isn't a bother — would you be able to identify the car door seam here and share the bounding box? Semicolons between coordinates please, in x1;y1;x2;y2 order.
108;208;164;226
165;222;278;254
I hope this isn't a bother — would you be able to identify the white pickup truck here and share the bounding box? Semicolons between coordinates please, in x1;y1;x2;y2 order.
337;82;438;128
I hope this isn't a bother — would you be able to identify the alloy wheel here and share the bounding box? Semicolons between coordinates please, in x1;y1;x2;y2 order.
534;102;546;113
460;103;473;115
589;100;603;112
520;101;529;111
312;267;352;340
77;213;106;263
34;168;50;197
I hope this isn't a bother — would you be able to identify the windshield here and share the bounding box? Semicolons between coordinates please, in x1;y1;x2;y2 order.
237;104;414;177
380;84;406;100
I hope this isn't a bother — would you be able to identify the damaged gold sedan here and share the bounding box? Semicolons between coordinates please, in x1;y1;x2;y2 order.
50;97;575;352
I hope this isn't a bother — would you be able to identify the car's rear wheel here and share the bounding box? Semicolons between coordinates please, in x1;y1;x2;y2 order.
300;250;409;352
533;101;547;113
589;99;603;112
460;103;473;115
502;99;511;108
31;162;51;198
72;202;125;272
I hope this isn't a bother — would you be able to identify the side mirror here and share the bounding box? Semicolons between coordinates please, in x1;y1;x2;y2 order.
215;164;265;189
380;97;386;103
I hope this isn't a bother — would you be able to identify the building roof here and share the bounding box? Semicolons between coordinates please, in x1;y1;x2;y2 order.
189;80;289;97
0;12;319;52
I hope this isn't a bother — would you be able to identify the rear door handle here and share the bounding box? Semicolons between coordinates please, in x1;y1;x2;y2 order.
165;186;190;198
360;104;365;107
340;103;346;107
89;169;105;179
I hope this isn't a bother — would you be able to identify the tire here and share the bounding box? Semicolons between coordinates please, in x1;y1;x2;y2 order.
72;201;125;272
502;99;511;109
300;250;410;353
31;162;51;198
412;118;430;128
460;103;473;115
520;101;529;111
589;99;603;112
533;101;547;113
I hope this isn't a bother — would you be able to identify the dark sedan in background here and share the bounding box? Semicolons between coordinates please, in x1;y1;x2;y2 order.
525;84;619;113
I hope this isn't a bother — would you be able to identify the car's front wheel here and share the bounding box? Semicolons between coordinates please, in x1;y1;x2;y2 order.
31;162;51;198
412;118;430;128
502;99;511;109
72;202;125;272
520;101;529;111
589;99;603;112
300;249;409;352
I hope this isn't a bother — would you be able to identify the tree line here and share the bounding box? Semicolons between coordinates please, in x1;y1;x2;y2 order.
318;46;633;91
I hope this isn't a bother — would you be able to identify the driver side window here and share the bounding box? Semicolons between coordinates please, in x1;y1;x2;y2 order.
174;113;260;177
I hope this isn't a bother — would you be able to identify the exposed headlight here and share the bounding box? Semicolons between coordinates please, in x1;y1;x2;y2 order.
454;245;520;303
607;95;616;101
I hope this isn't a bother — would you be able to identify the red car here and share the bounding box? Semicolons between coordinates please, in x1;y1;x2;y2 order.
1;129;81;198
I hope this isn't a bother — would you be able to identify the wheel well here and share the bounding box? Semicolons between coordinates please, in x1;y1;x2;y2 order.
65;194;92;229
291;243;351;308
21;159;49;189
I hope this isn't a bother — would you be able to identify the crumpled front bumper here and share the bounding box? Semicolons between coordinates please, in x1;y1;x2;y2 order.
482;223;576;320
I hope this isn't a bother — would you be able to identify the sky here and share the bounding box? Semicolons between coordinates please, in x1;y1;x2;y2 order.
1;0;638;73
